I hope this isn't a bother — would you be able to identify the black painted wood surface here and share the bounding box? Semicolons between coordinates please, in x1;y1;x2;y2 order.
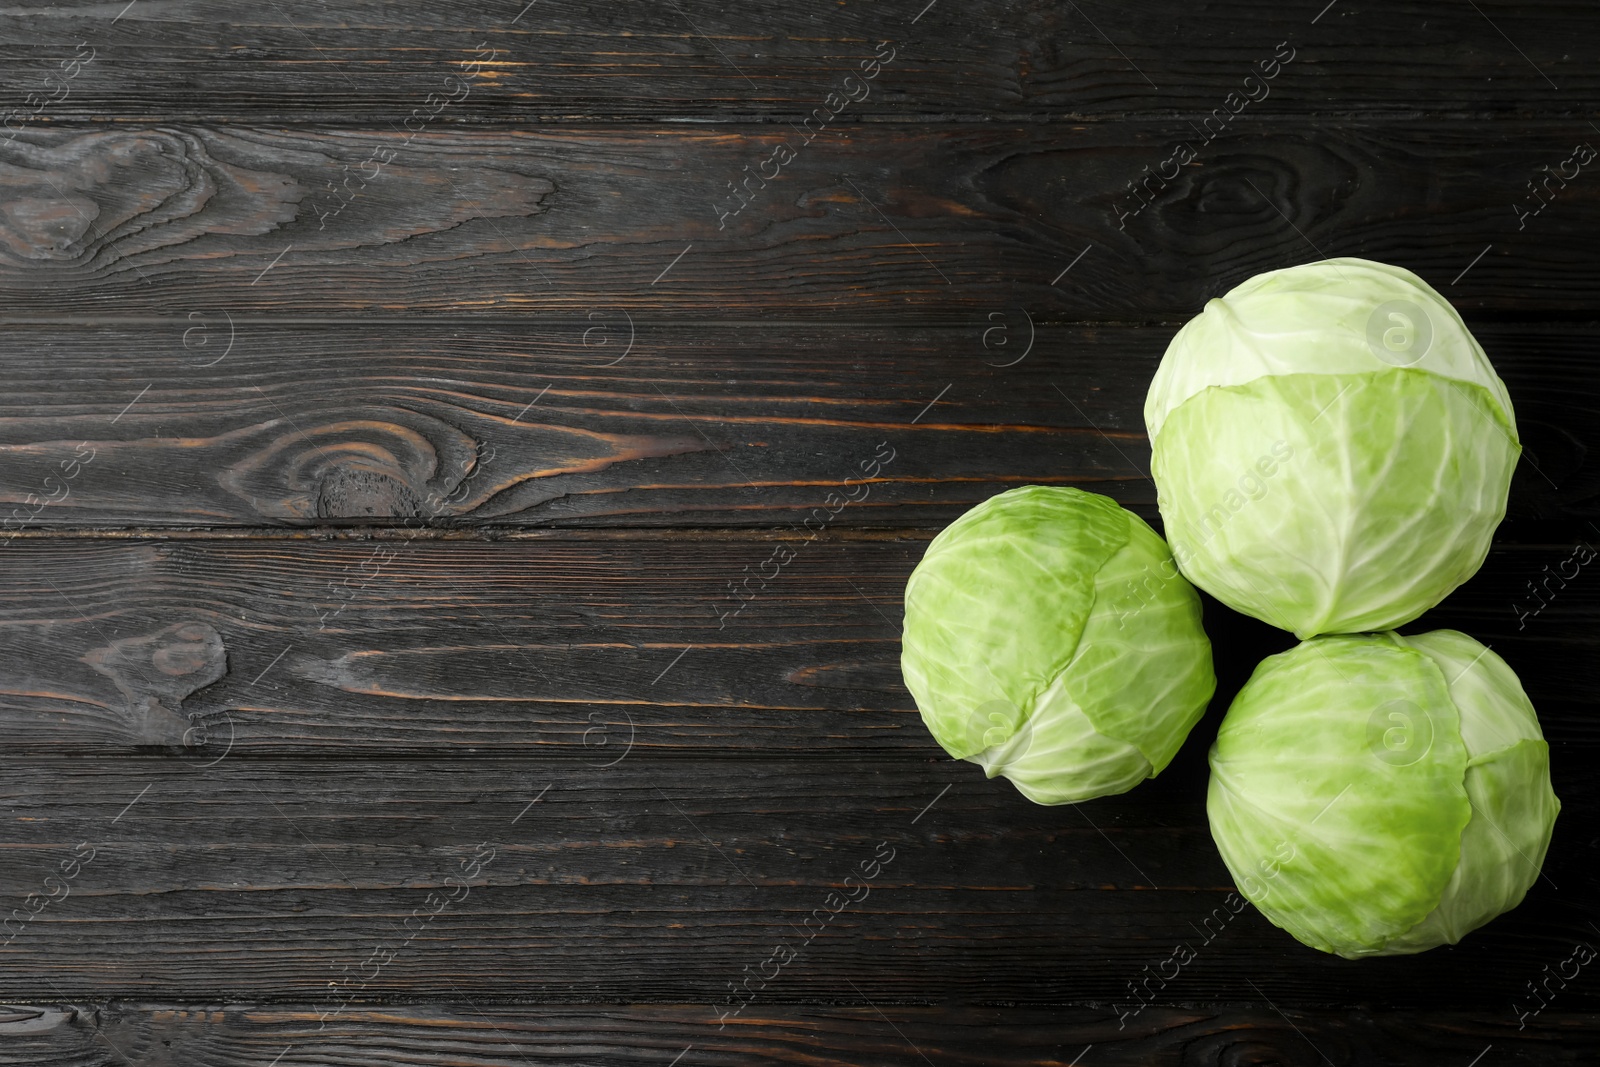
2;2;1598;1063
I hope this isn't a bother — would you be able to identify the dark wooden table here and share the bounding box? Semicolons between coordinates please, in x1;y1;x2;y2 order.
2;2;1597;1063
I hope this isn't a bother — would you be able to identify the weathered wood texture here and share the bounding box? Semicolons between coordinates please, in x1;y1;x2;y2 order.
1;1004;1598;1066
0;757;1593;1005
0;0;1594;122
0;535;1593;1013
0;321;1594;529
0;537;1594;755
5;0;1600;1059
2;123;1598;321
0;324;1160;531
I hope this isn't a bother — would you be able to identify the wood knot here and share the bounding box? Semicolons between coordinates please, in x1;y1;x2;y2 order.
81;620;228;745
217;408;479;521
0;128;300;269
316;465;427;518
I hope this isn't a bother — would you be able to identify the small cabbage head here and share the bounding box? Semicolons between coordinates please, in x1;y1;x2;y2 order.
1145;258;1520;638
1208;630;1559;958
901;486;1216;804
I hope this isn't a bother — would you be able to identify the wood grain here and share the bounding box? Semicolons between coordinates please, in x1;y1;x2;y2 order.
1;1003;1598;1066
3;123;1600;320
5;2;1600;1056
0;537;1594;755
0;320;1594;530
0;0;1594;122
0;758;1592;1006
0;323;1155;530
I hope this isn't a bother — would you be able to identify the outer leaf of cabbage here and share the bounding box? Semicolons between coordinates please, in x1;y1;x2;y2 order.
1379;630;1559;952
901;486;1216;805
1145;257;1520;638
1208;630;1558;958
1152;369;1518;638
1144;258;1515;439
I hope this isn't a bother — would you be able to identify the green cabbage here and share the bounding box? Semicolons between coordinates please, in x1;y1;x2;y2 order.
1208;630;1559;958
901;486;1216;804
1146;258;1520;638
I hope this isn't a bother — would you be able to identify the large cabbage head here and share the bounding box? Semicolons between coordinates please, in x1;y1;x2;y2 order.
1208;630;1559;958
1145;257;1520;638
901;486;1216;804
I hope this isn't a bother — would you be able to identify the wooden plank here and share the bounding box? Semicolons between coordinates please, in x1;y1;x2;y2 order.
0;323;1155;530
3;123;1600;320
1;1003;1598;1066
0;757;1221;896
0;321;1593;531
0;1;1594;122
0;533;923;755
0;757;1593;1005
0;536;1594;755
